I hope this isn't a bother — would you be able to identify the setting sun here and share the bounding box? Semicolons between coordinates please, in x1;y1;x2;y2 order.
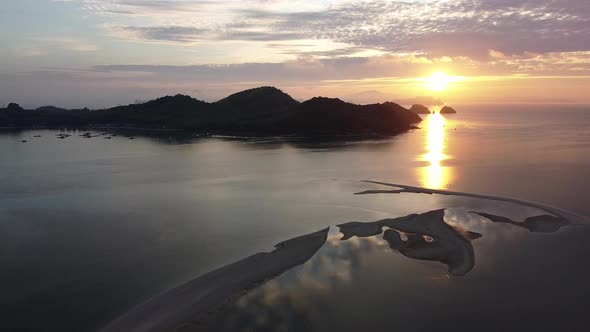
426;71;452;91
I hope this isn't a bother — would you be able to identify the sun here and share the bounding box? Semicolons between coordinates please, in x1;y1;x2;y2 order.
426;71;452;91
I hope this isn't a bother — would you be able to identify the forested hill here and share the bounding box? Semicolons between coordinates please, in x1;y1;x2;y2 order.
0;87;422;135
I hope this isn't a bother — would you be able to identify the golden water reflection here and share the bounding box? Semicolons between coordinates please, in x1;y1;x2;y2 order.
419;109;454;189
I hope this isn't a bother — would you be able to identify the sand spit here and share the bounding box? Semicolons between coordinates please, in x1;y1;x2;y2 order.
472;212;575;233
357;181;590;225
101;228;329;332
339;209;481;276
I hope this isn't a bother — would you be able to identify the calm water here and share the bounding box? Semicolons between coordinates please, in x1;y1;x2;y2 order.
1;104;589;331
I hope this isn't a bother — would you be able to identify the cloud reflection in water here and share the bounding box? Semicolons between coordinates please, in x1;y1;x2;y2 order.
214;205;582;332
101;184;589;332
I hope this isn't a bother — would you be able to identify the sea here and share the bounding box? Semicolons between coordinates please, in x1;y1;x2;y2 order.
1;103;589;331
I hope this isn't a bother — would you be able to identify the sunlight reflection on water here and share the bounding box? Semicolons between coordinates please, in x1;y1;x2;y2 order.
419;108;454;189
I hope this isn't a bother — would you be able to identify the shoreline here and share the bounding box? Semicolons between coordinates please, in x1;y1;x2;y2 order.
0;126;184;132
0;125;420;140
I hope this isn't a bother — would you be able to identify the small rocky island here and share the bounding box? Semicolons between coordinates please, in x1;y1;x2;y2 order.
440;106;458;114
0;87;423;136
408;104;459;115
409;104;431;114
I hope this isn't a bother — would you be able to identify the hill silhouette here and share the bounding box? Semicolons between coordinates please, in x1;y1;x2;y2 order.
208;87;299;130
0;87;422;136
409;104;431;114
216;87;298;112
440;106;457;114
88;94;208;129
284;98;420;134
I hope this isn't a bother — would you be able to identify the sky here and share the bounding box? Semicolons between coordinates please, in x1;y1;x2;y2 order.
1;0;589;108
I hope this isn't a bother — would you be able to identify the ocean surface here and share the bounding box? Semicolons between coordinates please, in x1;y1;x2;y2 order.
1;104;590;331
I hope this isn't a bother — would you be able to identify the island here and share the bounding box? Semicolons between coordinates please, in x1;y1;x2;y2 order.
409;104;431;114
440;106;457;114
0;87;422;136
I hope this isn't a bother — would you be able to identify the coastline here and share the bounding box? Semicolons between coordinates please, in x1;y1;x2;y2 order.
0;125;421;140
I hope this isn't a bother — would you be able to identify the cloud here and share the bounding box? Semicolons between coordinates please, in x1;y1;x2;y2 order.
107;26;209;43
3;1;590;106
66;0;590;60
76;0;212;15
257;0;590;58
220;30;307;42
489;50;507;60
14;37;98;57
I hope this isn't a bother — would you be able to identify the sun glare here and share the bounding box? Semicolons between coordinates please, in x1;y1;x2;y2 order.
425;71;452;91
419;112;454;189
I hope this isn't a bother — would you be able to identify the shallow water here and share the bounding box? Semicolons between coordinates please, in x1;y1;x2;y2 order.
0;104;589;331
211;204;590;332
